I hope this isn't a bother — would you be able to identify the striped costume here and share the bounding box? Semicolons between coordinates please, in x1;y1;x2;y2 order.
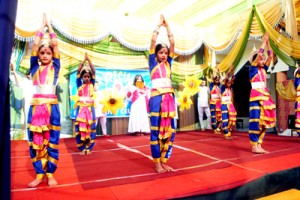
27;52;61;180
294;69;300;137
221;83;237;137
148;49;176;164
74;75;96;153
210;83;222;131
249;63;276;146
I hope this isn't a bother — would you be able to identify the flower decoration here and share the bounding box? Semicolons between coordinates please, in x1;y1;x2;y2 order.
58;67;68;83
177;90;193;111
99;89;124;115
70;94;79;108
182;75;201;95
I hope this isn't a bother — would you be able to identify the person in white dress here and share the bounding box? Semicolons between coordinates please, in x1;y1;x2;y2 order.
127;74;150;135
197;79;211;131
94;81;108;137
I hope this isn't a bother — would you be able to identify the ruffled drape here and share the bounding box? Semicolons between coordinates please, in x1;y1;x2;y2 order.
15;0;288;55
16;0;300;83
276;80;296;101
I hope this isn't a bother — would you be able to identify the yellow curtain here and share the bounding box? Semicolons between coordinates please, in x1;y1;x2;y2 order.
255;5;300;59
296;0;300;33
276;80;296;101
16;0;284;55
204;0;282;51
250;0;282;37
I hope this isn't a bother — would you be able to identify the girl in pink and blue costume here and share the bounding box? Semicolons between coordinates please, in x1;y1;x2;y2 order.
149;15;176;173
249;33;276;154
221;66;236;139
209;65;222;133
27;15;61;188
74;53;96;155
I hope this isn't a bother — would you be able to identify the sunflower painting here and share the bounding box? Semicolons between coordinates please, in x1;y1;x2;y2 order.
177;90;193;111
99;89;125;115
182;75;201;95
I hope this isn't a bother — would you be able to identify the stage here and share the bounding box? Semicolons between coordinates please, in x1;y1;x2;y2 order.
11;131;300;200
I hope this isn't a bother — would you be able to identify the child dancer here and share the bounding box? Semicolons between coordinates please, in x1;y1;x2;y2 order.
74;53;96;155
249;32;276;153
128;74;150;135
27;14;61;187
221;65;237;139
209;65;222;134
149;15;176;173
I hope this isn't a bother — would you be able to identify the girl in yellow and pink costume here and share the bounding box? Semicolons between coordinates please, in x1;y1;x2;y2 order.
149;15;176;173
74;53;96;155
209;65;222;133
220;66;237;139
248;32;276;154
27;14;61;188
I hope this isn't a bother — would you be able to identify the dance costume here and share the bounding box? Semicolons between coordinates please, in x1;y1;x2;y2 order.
27;51;61;180
221;82;237;137
249;62;276;145
149;49;176;164
210;82;221;131
74;75;96;153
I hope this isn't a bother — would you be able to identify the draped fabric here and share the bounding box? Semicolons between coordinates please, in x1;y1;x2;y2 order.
296;0;300;33
15;0;288;54
255;5;300;60
283;0;299;40
276;80;296;101
15;0;300;83
0;0;18;199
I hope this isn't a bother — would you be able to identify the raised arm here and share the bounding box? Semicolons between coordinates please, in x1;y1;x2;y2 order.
77;59;85;75
46;15;58;54
265;35;273;66
85;52;95;75
161;16;174;54
32;14;58;54
254;32;268;64
213;63;220;79
150;15;163;50
32;14;47;52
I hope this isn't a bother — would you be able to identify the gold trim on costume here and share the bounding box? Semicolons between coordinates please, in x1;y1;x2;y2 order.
48;143;59;149
31;51;38;56
48;156;58;165
30;98;58;105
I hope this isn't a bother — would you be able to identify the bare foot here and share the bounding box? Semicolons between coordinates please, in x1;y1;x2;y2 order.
161;163;173;172
252;146;263;154
28;178;43;188
79;150;86;155
48;177;58;186
155;163;166;173
224;135;231;140
258;145;269;154
86;150;92;155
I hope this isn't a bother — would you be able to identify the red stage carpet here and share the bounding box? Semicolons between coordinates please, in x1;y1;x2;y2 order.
11;131;300;200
